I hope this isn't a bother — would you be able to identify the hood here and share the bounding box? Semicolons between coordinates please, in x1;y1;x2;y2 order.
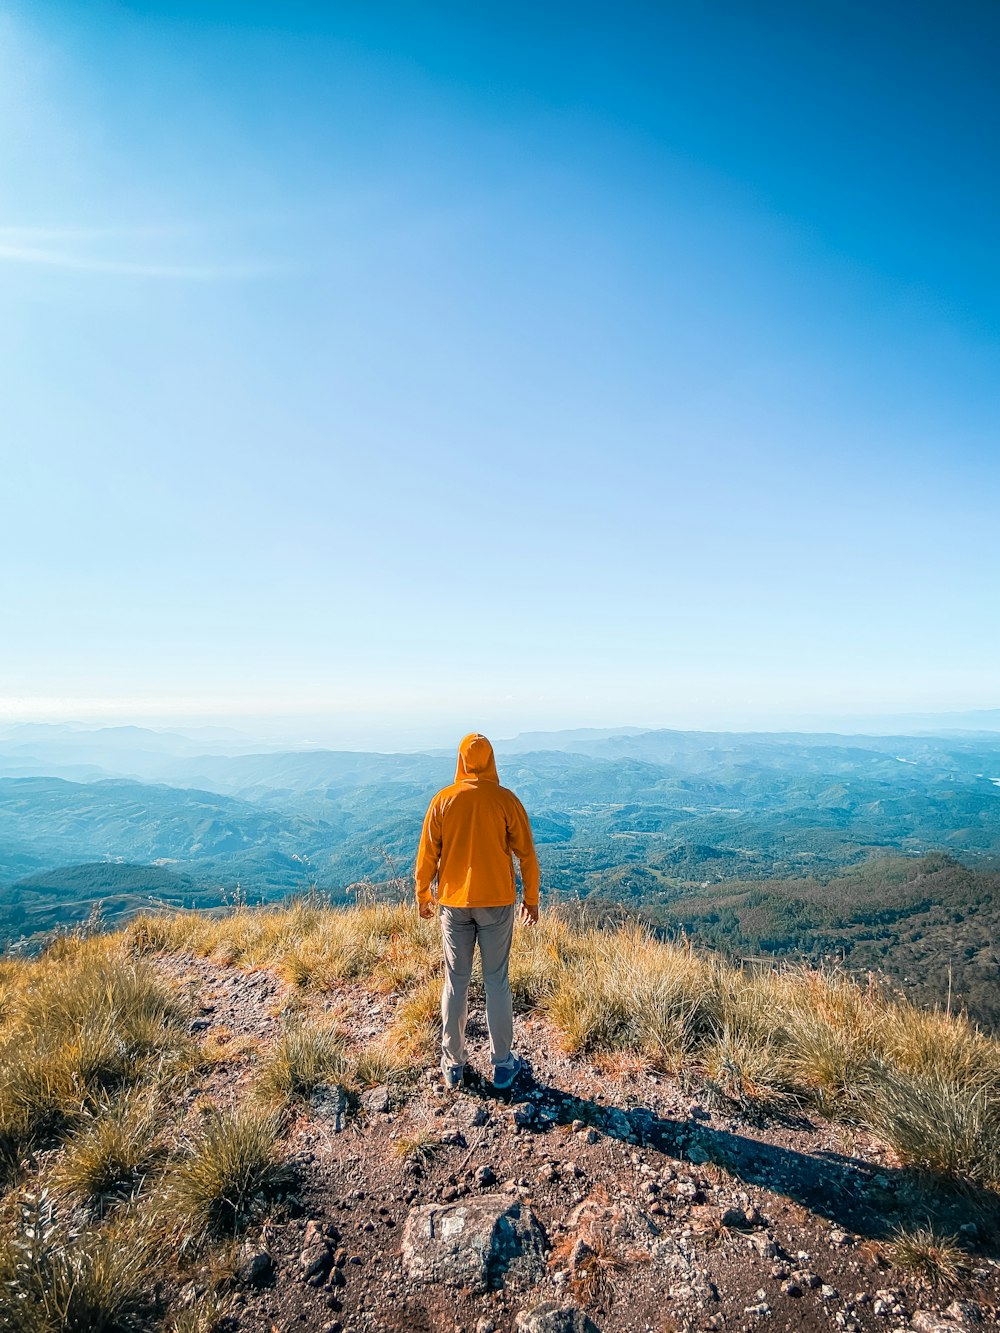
454;732;499;783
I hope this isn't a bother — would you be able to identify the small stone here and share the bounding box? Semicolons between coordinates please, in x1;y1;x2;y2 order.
360;1085;391;1114
571;1119;585;1133
689;1103;710;1120
829;1229;850;1248
821;1285;838;1301
333;1247;347;1267
474;1165;497;1187
769;1263;789;1280
568;1238;594;1273
782;1281;803;1298
310;1083;347;1133
752;1236;778;1259
792;1270;821;1290
585;1128;600;1144
190;1018;211;1032
945;1300;982;1324
300;1241;332;1282
721;1206;749;1229
236;1247;274;1286
743;1303;770;1319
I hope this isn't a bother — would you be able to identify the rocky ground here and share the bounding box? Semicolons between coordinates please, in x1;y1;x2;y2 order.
157;954;1000;1333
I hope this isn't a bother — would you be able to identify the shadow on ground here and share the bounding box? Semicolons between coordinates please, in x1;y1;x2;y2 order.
457;1063;1000;1256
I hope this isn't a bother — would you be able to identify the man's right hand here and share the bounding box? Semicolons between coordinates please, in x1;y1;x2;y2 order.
518;901;539;926
418;901;435;919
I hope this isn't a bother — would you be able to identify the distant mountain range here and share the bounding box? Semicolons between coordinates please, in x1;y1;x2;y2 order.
2;720;999;1024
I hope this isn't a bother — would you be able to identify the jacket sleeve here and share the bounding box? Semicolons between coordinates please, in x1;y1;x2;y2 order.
507;796;540;906
414;800;442;906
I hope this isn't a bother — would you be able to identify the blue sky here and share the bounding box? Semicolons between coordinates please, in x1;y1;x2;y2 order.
1;1;998;742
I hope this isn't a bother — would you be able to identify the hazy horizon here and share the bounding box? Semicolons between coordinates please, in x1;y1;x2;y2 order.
3;704;1000;755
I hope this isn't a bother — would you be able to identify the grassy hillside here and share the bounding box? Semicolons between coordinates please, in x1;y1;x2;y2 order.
1;902;999;1330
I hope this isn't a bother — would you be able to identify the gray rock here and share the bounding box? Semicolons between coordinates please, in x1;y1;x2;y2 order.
401;1194;549;1294
568;1237;594;1273
310;1083;346;1132
360;1085;390;1114
721;1206;749;1229
653;1235;718;1305
474;1165;497;1187
300;1240;332;1283
945;1301;982;1324
911;1315;958;1333
237;1247;274;1286
513;1301;601;1333
792;1269;821;1290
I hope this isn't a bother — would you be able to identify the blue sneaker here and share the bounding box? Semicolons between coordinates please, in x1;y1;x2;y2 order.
441;1061;465;1089
492;1055;523;1090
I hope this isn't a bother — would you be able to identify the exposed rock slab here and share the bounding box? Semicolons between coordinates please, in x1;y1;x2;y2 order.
401;1193;548;1293
514;1300;602;1332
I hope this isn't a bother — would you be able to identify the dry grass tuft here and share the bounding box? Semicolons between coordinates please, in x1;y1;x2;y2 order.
255;1020;348;1108
0;946;191;1175
160;1105;288;1241
50;1091;162;1215
0;1192;153;1332
391;1128;440;1163
388;974;442;1061
887;1225;971;1288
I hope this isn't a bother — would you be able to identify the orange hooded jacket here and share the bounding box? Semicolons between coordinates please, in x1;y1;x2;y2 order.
414;733;540;910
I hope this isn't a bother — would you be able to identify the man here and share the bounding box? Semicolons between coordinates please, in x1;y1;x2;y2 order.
415;732;540;1091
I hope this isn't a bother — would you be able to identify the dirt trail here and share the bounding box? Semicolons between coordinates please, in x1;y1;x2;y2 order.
155;954;1000;1333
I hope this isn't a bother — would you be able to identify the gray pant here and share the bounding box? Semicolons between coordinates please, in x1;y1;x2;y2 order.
439;904;515;1069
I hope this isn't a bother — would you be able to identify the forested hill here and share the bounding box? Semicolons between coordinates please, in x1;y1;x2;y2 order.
2;724;999;1026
